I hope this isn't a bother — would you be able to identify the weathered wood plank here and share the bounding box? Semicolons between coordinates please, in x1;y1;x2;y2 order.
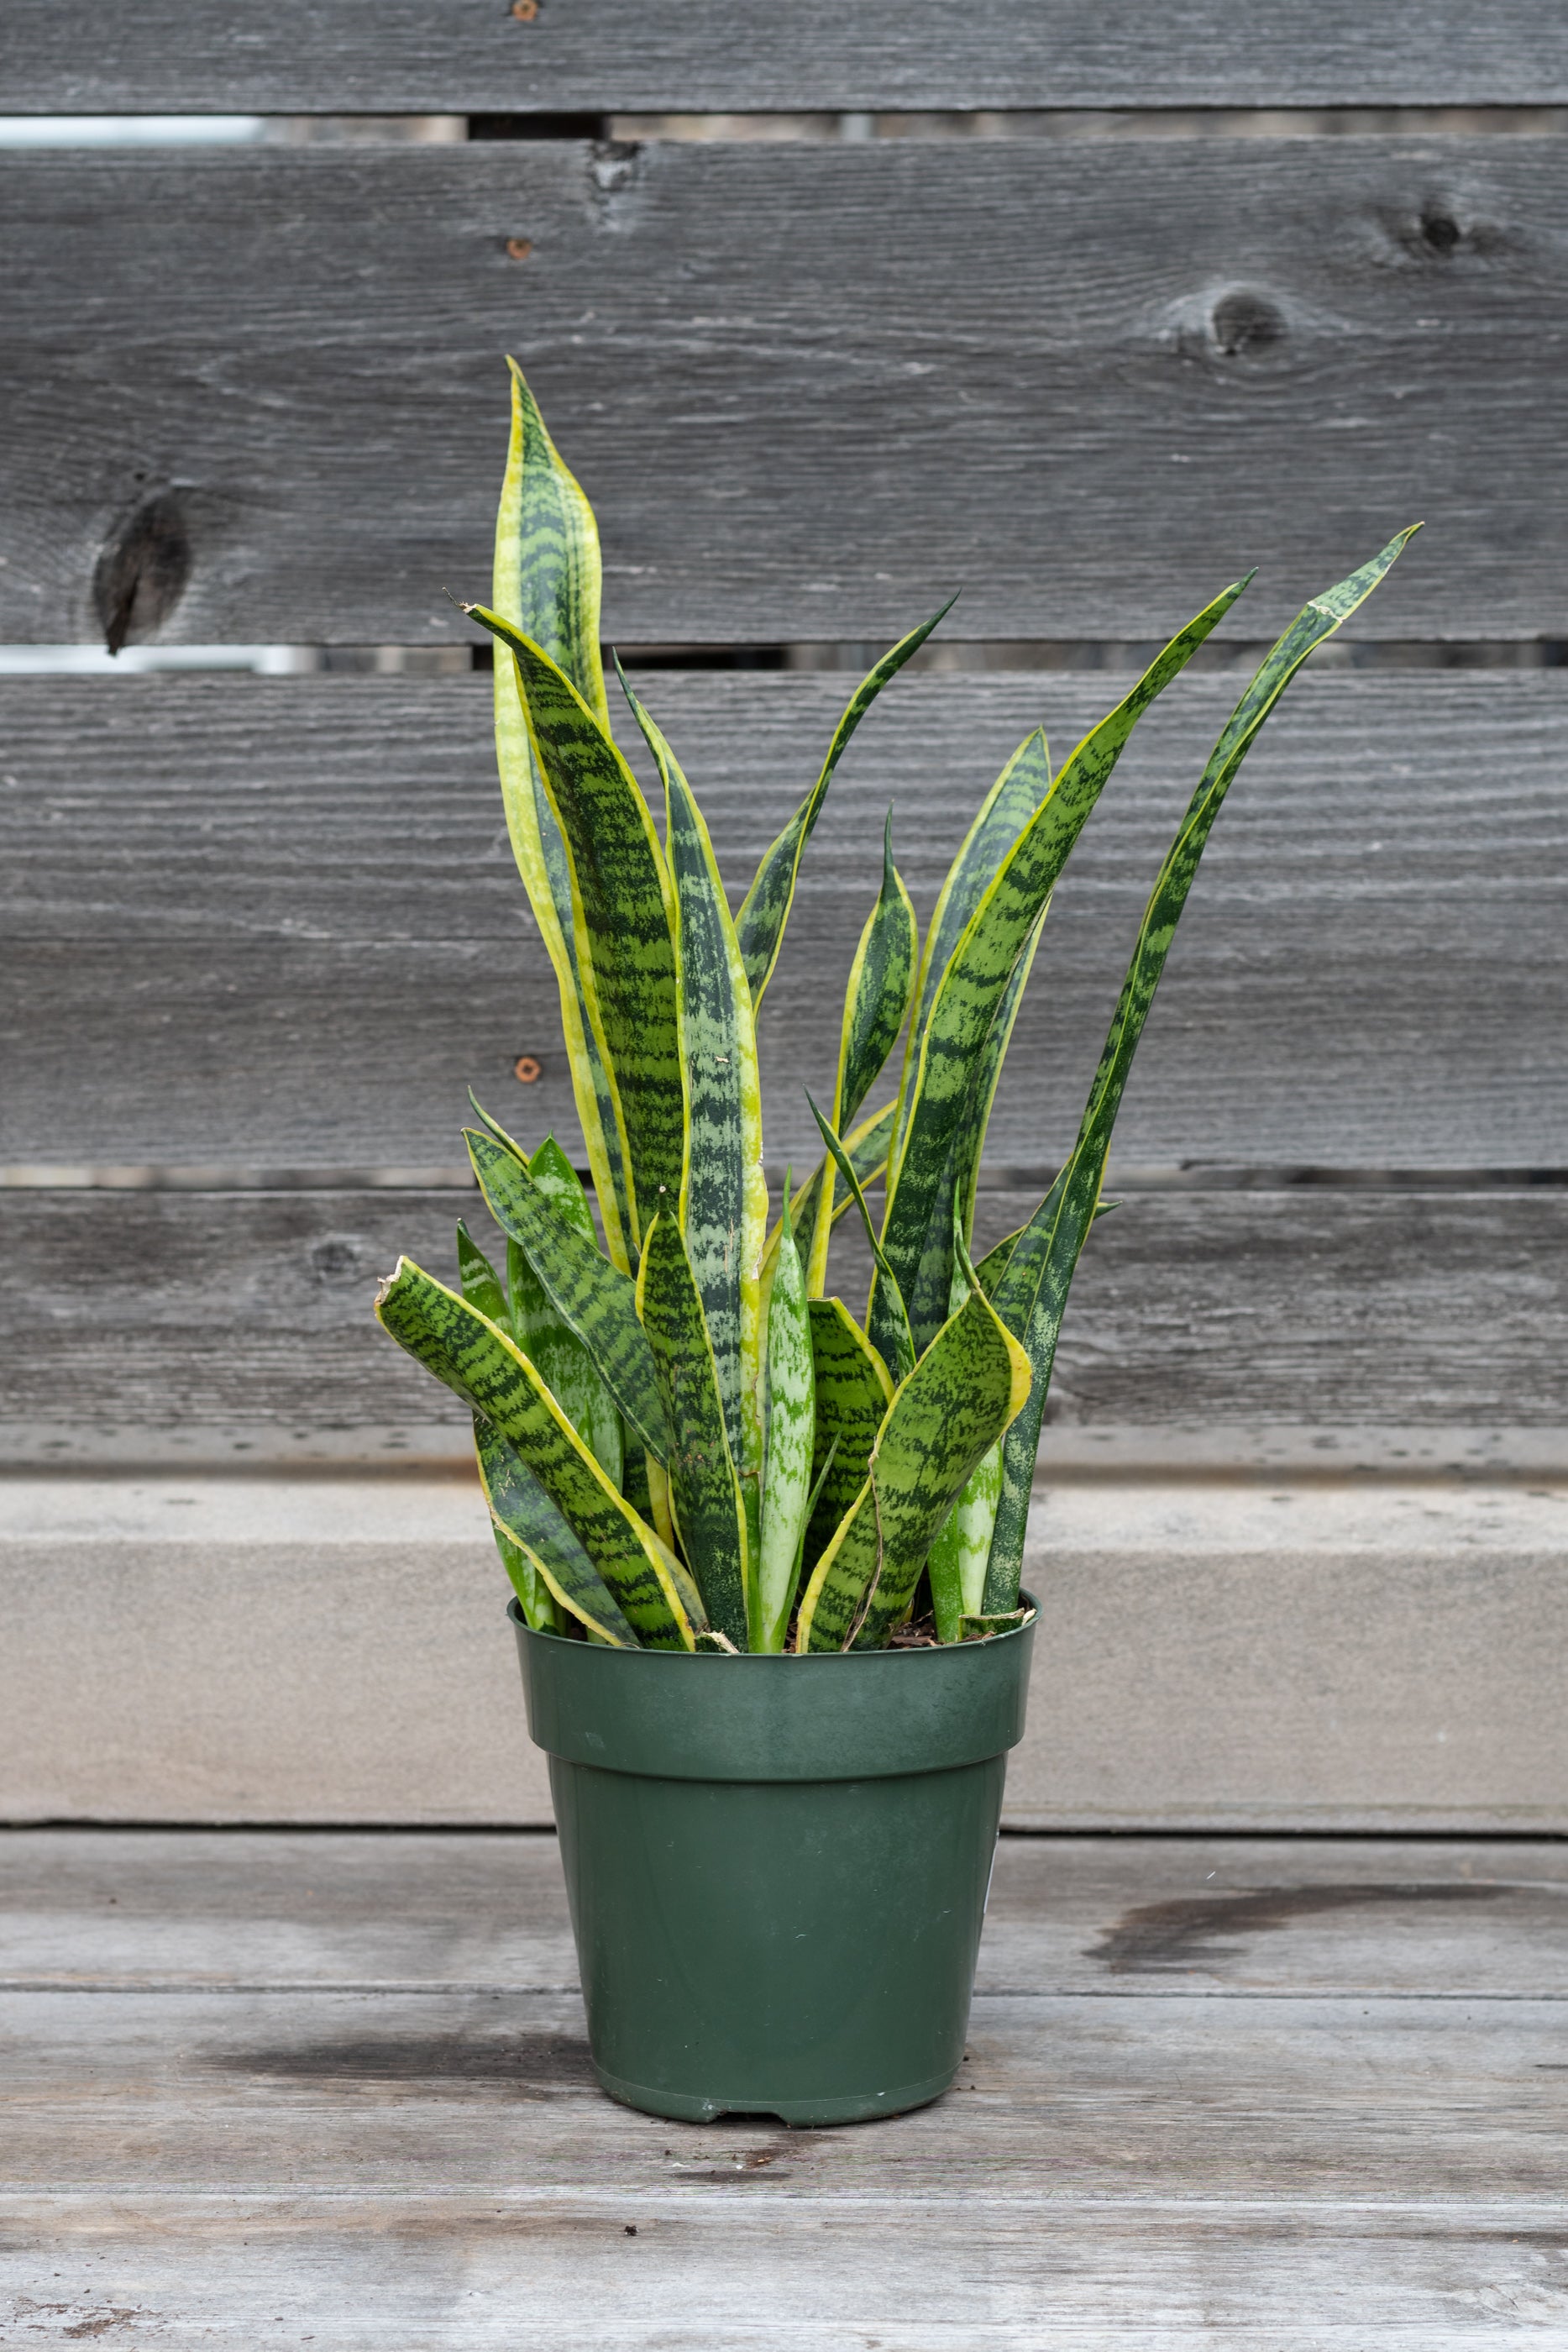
5;670;1565;1168
3;1981;1564;2197
1;139;1563;643
5;2190;1564;2347
3;1187;1564;1447
5;1830;1564;1998
8;3;1568;113
4;1476;1565;1829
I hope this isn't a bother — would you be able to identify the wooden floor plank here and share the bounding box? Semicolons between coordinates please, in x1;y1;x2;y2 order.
3;1982;1564;2198
4;2192;1566;2348
3;1833;1561;2344
3;1832;1565;1999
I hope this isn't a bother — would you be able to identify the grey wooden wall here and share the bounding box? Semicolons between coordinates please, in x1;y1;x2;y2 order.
2;11;1564;1828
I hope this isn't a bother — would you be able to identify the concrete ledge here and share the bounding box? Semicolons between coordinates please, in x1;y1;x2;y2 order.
2;1473;1564;1830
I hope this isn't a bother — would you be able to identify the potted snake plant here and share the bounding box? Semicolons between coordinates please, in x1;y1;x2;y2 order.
375;361;1416;2124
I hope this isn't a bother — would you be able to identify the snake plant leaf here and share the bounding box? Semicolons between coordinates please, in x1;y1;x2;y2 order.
794;1279;1030;1651
758;1180;816;1651
635;1210;752;1650
490;366;631;1268
983;526;1422;1615
469;604;683;1248
806;1092;915;1383
959;1609;1033;1641
803;1299;894;1576
476;1420;632;1645
620;667;768;1546
466;1126;669;1462
508;1239;624;1489
495;357;610;728
525;1134;598;1238
375;1257;700;1648
875;573;1251;1356
926;1214;1005;1641
456;1220;511;1335
764;1095;898;1306
736;597;956;1006
894;727;1053;1160
899;900;1051;1346
509;1137;623;1485
806;814;916;1298
928;1440;1004;1645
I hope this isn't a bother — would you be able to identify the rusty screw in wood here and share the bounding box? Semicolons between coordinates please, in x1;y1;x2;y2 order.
506;238;534;262
511;0;539;19
514;1054;543;1084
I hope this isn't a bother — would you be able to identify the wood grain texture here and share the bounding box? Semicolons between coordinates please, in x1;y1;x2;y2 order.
8;3;1568;113
0;1831;1564;2344
3;1186;1566;1450
5;669;1565;1169
4;1476;1565;1829
1;139;1564;643
6;1829;1565;1996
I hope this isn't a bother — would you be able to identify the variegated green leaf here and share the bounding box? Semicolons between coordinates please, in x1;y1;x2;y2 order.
466;1124;668;1463
899;900;1050;1347
894;726;1053;1158
764;1095;897;1306
806;814;916;1299
736;599;955;1006
635;1210;751;1650
928;1439;1004;1645
959;1609;1033;1641
456;1219;510;1334
508;1239;623;1490
375;1257;701;1648
468;605;682;1248
794;1280;1030;1651
757;1181;815;1651
495;359;609;727
876;575;1251;1356
620;667;768;1554
983;527;1422;1614
490;365;631;1268
524;1133;598;1238
803;1299;894;1578
476;1420;632;1644
456;1221;566;1626
806;1092;915;1383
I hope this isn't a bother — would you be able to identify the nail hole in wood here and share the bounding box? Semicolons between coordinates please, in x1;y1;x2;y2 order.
1421;207;1461;255
505;238;534;261
93;490;192;656
514;1054;543;1084
511;0;539;18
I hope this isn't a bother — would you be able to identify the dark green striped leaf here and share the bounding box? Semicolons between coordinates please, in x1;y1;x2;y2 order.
766;1095;897;1305
803;1299;894;1577
878;575;1251;1353
489;365;631;1267
894;726;1053;1148
806;814;916;1298
468;604;682;1248
375;1257;700;1649
983;527;1422;1614
794;1281;1030;1652
476;1420;632;1645
466;1126;668;1462
736;599;955;1005
636;1211;751;1650
620;667;768;1550
758;1183;815;1651
806;1092;915;1383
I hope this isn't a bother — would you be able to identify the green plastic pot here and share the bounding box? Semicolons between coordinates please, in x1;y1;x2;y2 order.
511;1596;1036;2126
